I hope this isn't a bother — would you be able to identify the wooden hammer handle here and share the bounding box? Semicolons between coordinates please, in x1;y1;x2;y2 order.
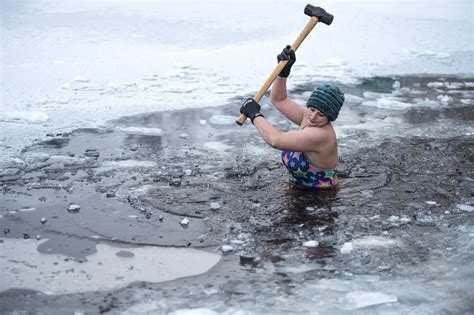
236;16;319;126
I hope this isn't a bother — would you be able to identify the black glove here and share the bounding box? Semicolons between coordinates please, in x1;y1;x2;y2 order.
240;98;264;123
277;45;296;78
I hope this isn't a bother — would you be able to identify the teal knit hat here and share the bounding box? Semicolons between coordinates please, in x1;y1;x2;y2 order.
306;84;345;121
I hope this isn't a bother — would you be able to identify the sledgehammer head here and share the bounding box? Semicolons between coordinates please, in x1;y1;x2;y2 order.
304;4;333;25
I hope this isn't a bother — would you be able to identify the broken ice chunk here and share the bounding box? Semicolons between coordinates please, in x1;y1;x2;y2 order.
67;204;81;213
340;242;353;254
456;204;473;212
341;291;397;310
222;245;233;253
210;202;221;210
302;240;319;247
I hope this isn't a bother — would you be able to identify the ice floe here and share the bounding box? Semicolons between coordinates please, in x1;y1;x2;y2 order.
352;236;399;248
340;291;397;310
116;126;163;136
302;240;319;248
456;204;474;212
340;242;354;254
0;238;221;295
99;160;157;170
209;115;236;125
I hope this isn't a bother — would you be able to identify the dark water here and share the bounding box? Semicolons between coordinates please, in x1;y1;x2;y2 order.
1;75;473;314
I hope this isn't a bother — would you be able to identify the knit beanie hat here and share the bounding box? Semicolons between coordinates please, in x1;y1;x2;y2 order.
306;84;345;121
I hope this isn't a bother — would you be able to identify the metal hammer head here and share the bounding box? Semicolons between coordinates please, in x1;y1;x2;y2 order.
304;4;333;25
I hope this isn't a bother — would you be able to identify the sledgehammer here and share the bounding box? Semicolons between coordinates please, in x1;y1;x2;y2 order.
235;4;333;125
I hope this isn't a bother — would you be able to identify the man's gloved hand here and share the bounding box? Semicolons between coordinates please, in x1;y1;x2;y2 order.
277;45;296;78
240;98;264;123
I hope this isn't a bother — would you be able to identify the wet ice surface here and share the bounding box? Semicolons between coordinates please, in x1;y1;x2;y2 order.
1;76;473;314
1;238;220;295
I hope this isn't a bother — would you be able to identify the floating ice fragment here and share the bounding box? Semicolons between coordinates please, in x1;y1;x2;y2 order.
180;218;190;225
414;98;441;108
456;204;474;212
20;207;36;212
340;242;353;254
179;133;188;139
361;98;411;110
302;240;319;247
99;160;157;170
425;201;437;205
40;218;47;225
341;291;397;310
427;82;444;88
230;240;244;245
437;95;452;103
199;119;207;125
387;215;399;223
222;245;233;253
209;115;236;125
116;126;162;136
344;94;364;104
67;204;81;213
400;215;411;223
210;202;221;210
353;236;397;248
